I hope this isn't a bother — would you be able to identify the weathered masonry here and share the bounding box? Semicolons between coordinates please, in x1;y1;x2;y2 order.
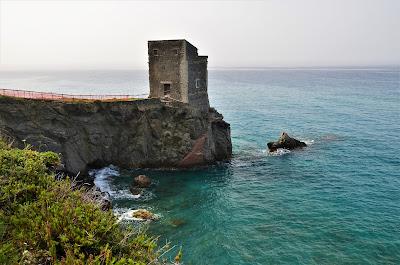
148;39;209;111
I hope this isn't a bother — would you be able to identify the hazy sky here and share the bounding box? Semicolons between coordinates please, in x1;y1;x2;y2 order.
1;0;399;69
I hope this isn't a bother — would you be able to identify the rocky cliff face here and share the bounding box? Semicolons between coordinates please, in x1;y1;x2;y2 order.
0;97;231;175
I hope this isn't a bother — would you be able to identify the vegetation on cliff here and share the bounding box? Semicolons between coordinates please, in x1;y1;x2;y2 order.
0;140;161;264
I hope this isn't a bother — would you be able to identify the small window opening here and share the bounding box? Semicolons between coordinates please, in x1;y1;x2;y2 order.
163;83;171;96
153;49;159;56
195;79;201;88
174;49;179;55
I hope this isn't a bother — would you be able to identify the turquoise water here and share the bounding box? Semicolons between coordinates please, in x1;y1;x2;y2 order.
1;68;400;264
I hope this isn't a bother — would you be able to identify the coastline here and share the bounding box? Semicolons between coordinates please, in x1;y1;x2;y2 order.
0;96;232;176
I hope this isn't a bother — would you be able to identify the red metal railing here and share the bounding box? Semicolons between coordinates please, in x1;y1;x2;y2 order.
0;88;148;101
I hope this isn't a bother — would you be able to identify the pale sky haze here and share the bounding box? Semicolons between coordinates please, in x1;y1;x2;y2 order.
0;0;399;70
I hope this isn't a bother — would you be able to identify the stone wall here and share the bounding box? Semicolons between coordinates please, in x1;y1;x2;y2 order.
148;40;186;101
187;55;209;112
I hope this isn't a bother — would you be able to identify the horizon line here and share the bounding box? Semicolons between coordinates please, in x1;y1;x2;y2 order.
0;64;399;71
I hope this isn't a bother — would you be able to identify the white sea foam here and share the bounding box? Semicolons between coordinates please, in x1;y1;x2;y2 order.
90;165;155;202
115;208;160;223
303;139;315;145
90;165;120;195
112;189;141;200
111;189;155;201
116;209;144;222
268;148;291;156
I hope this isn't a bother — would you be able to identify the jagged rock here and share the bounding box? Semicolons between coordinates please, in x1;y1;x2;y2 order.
132;209;157;220
178;135;207;167
178;113;232;167
267;132;307;152
100;195;112;211
133;175;151;188
0;97;232;175
91;187;112;211
129;186;143;196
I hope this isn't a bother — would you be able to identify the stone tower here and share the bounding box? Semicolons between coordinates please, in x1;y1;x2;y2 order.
148;40;209;111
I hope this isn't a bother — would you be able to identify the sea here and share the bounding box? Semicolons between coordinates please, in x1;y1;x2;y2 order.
1;67;399;264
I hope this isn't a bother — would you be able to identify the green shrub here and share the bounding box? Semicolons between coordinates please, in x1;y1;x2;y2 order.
0;140;10;150
0;141;161;264
41;151;61;167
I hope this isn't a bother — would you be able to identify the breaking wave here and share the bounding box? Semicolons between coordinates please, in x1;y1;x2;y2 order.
114;208;160;223
89;165;119;195
113;188;155;201
90;165;156;201
268;148;291;156
303;139;315;145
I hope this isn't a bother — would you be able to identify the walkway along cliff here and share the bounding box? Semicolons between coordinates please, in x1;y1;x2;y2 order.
0;40;232;175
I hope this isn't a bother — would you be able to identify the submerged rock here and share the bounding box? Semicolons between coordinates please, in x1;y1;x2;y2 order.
170;219;187;227
267;132;307;152
129;186;143;196
132;209;157;220
133;175;152;188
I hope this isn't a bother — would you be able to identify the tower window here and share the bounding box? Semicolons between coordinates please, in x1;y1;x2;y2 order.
163;83;171;96
153;49;159;56
195;79;201;88
173;49;179;55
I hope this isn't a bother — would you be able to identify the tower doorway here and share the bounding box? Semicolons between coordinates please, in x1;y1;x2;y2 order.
163;83;171;96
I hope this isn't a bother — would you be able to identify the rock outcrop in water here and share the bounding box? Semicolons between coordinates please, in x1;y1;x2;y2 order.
130;175;152;196
0;96;232;175
133;175;152;188
132;209;158;221
267;132;307;152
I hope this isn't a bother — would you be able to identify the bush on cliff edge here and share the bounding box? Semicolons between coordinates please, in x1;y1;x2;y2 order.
0;141;159;264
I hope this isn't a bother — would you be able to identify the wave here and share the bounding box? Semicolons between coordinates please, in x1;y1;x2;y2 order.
90;165;156;202
89;165;120;194
114;208;160;223
303;139;315;145
268;148;291;156
113;189;155;201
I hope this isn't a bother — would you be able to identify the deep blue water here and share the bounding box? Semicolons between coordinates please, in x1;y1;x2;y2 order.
1;68;399;264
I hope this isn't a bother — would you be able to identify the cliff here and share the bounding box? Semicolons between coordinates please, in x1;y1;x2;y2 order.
0;96;231;175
